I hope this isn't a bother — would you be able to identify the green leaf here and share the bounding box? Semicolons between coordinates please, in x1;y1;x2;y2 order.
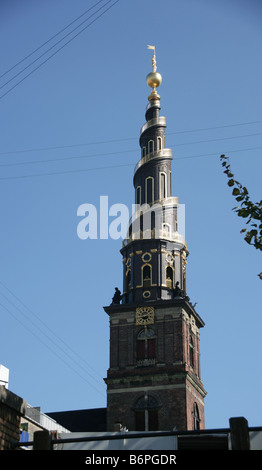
232;188;240;196
244;233;252;244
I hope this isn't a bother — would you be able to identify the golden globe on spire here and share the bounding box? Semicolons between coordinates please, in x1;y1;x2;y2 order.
146;45;162;100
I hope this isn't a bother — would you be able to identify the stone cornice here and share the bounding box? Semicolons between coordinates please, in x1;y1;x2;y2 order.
104;298;205;328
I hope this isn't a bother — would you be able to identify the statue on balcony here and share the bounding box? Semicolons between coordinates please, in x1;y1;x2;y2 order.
112;287;121;305
173;281;185;298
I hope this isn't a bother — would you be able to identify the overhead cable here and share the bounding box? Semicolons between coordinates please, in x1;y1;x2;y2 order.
0;119;261;157
0;146;261;181
0;0;120;100
0;0;106;81
0;131;261;168
0;280;105;395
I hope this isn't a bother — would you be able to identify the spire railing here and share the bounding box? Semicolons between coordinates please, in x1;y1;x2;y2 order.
134;148;172;173
140;116;166;136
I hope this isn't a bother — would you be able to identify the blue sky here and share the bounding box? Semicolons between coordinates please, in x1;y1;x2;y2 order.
0;0;261;430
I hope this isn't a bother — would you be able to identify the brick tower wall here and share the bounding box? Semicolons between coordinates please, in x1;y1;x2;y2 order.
0;386;27;450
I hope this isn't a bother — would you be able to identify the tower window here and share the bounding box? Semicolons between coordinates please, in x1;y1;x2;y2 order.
151;210;155;231
142;146;147;157
135;395;158;431
145;176;154;204
140;211;143;232
157;136;162;150
126;269;131;290
148;140;154;154
166;266;174;289
160;172;166;199
142;264;152;287
193;403;200;430
189;334;194;368
136;186;141;205
137;328;156;361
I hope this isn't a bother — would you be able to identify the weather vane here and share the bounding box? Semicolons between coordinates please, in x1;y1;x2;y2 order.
146;45;162;97
147;45;157;72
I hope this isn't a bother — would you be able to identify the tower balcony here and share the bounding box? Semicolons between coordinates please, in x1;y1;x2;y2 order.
131;196;179;217
122;228;186;247
123;197;186;248
122;218;186;248
134;148;172;174
140;116;166;136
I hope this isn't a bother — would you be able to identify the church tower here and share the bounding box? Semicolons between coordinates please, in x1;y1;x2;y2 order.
104;47;206;432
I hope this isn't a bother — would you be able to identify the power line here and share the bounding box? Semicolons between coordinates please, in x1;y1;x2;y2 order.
0;161;133;180
0;0;114;92
0;120;261;157
1;301;105;397
0;0;120;100
174;146;262;161
0;280;105;396
0;136;136;156
0;146;261;181
0;150;135;167
0;0;106;81
0;132;261;169
166;120;262;135
173;132;262;148
0;289;104;390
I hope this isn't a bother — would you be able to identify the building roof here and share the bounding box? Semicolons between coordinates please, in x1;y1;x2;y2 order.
46;407;107;432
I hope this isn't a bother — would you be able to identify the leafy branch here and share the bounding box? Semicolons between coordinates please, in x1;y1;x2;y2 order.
220;155;262;278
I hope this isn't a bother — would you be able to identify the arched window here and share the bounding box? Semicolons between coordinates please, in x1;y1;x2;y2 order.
126;270;131;290
139;211;143;232
189;334;194;368
193;403;200;430
137;328;156;362
135;395;159;431
150;210;155;231
142;146;147;157
142;264;152;287
157;136;162;150
136;186;141;205
160;172;166;199
148;140;154;154
145;176;154;204
166;266;174;289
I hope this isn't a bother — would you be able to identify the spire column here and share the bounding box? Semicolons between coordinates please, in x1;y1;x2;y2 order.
104;48;206;433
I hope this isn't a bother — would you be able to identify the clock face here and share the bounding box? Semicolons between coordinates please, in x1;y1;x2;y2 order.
136;306;154;325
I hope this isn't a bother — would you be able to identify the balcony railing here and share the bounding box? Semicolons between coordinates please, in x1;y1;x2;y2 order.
134;148;172;174
122;228;186;248
140;116;166;135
